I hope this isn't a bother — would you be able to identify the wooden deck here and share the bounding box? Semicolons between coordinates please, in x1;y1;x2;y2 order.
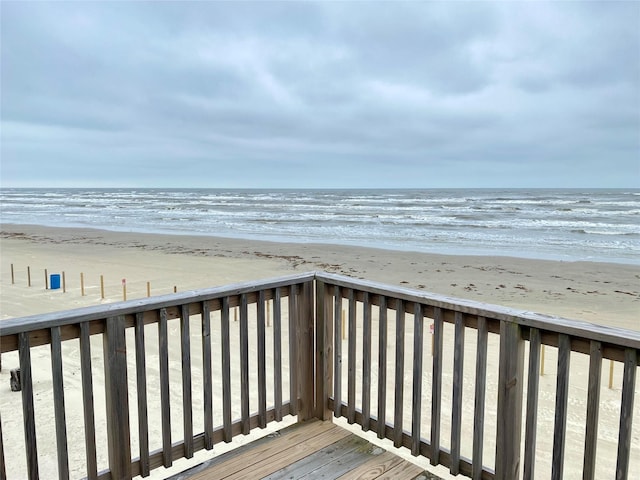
168;420;433;480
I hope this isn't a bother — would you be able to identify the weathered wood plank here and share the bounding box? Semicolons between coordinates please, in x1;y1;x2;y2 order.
552;334;571;480
103;315;131;479
334;285;343;419
50;326;69;480
180;305;194;458
258;290;267;428
411;303;424;456
221;297;232;442
616;348;637;480
240;294;250;434
347;288;357;424
393;299;405;449
335;450;403;480
298;281;315;421
263;434;370;479
273;288;283;421
134;312;150;477
472;316;488;480
362;292;372;431
315;280;334;420
18;333;38;480
582;340;602;480
430;307;444;465
288;285;299;416
201;301;213;450
377;295;388;440
524;327;541;480
495;321;524;480
158;308;172;467
79;322;98;479
451;310;465;473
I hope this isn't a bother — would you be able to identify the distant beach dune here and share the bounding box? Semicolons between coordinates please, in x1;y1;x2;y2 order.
0;224;638;479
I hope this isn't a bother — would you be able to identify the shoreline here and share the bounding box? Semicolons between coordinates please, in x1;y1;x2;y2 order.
1;223;638;329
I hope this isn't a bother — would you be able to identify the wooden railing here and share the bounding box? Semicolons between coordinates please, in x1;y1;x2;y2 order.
0;272;638;480
313;272;639;480
0;273;316;480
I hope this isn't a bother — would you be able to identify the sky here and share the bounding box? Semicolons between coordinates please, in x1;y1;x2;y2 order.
1;1;639;189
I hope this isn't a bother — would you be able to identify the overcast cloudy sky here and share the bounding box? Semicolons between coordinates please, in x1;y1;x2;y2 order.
1;1;638;188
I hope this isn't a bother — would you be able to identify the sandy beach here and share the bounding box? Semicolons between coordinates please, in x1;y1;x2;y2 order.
0;224;638;479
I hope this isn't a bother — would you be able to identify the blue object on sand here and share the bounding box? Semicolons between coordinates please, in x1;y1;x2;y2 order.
50;274;61;289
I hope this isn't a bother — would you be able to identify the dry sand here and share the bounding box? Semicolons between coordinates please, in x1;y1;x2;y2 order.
0;224;638;479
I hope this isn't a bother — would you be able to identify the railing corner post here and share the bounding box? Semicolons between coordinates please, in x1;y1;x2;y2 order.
315;279;334;421
495;321;525;480
103;315;132;480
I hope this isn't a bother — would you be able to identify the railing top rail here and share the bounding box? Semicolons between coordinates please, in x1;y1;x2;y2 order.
0;271;316;336
316;271;640;349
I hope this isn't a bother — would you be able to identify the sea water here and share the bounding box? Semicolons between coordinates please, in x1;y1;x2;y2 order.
1;188;638;264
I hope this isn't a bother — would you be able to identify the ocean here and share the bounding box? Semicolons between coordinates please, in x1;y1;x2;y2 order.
1;188;638;265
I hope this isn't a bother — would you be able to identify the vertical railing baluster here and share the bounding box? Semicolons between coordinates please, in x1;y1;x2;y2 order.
333;285;343;419
158;308;172;468
393;299;405;448
201;302;214;450
299;281;315;421
377;295;388;440
430;307;443;465
347;288;357;424
18;332;38;480
552;334;571;480
495;321;524;480
288;285;299;416
103;315;131;480
616;348;637;480
524;328;541;480
411;303;424;456
50;326;69;480
79;322;97;479
582;340;602;480
0;412;6;480
180;305;193;458
240;294;250;434
258;290;267;428
134;313;150;477
273;288;283;421
362;292;372;431
450;311;465;473
221;297;232;442
472;316;488;480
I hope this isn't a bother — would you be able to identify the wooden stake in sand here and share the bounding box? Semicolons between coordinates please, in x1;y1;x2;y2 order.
609;359;614;389
62;271;66;293
147;281;151;297
173;286;177;293
27;266;31;287
81;273;85;296
122;278;127;301
11;263;15;284
541;344;545;376
100;275;105;299
45;269;49;290
267;300;271;327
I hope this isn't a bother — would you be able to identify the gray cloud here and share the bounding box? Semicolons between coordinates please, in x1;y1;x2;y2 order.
1;1;638;188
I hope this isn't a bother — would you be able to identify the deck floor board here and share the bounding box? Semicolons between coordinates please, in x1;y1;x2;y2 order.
171;421;431;480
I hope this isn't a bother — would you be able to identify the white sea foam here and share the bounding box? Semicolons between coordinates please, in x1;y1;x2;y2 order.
1;188;639;264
